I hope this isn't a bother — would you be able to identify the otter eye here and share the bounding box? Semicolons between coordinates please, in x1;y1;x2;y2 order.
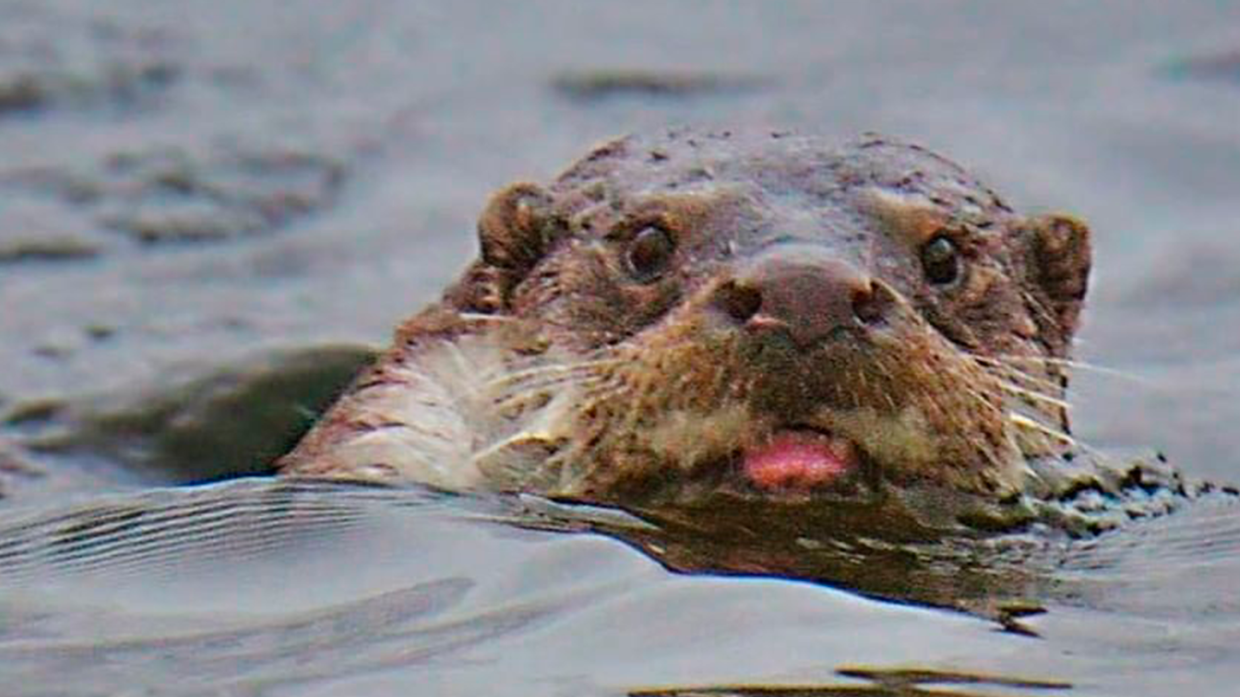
921;235;961;285
627;226;676;281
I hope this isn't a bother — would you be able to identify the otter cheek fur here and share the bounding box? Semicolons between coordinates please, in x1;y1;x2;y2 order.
279;129;1092;507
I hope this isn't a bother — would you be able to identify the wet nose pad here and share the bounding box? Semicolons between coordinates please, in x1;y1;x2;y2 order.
711;251;894;347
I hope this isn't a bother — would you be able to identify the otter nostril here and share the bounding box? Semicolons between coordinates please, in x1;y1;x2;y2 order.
716;280;763;324
852;280;894;326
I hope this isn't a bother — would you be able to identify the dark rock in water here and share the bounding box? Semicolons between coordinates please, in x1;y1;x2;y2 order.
6;345;376;485
2;143;347;246
0;8;181;116
0;240;99;263
630;667;1074;696
552;69;769;102
0;195;106;264
0;436;99;504
0;436;44;498
1113;240;1240;308
0;73;43;113
1162;49;1240;85
93;145;348;244
94;146;347;244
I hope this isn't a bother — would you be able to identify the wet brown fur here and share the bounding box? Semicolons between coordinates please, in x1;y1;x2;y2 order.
280;129;1092;505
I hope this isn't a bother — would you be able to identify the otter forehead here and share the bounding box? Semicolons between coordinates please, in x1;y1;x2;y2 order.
554;129;1012;220
549;129;1018;269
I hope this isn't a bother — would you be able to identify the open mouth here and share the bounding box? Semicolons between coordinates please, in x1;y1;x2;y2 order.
739;427;860;493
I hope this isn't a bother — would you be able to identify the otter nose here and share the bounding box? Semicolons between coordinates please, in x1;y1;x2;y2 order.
712;249;892;347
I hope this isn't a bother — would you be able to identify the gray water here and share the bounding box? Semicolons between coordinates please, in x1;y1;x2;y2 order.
2;2;1240;695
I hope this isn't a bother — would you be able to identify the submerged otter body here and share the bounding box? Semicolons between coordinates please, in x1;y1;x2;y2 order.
280;129;1097;511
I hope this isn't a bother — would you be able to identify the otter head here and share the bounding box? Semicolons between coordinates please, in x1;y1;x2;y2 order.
439;131;1092;506
285;130;1092;510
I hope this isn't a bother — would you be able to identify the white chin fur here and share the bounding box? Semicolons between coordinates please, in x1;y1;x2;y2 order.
331;334;582;490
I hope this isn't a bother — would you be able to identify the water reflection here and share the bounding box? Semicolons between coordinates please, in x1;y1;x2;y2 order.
2;478;1239;695
635;666;1072;696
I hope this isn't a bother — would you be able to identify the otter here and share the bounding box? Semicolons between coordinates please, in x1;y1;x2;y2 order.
279;128;1096;511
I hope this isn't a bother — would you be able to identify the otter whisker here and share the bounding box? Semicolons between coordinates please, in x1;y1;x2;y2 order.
983;354;1082;369
998;371;1066;396
487;359;622;391
931;358;1000;401
988;354;1147;384
491;371;613;409
492;382;582;411
996;381;1073;411
469;432;547;467
955;382;1006;415
958;356;1072;419
970;357;1067;393
1008;410;1114;462
456;312;516;324
441;342;509;394
575;370;642;408
1007;412;1078;446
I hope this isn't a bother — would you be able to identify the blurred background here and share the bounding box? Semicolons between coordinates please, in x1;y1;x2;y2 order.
2;0;1239;491
3;4;1240;696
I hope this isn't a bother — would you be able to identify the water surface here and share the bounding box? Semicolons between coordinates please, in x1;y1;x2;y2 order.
2;2;1240;695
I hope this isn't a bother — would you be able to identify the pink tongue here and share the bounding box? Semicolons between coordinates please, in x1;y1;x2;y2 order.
742;431;856;491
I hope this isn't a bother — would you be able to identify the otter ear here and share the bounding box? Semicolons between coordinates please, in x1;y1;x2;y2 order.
1019;213;1092;344
450;182;557;313
478;182;556;274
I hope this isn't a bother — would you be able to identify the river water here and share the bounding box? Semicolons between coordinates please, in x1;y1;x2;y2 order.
2;2;1240;695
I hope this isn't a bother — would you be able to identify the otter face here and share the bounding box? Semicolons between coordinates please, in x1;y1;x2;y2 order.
452;131;1093;505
